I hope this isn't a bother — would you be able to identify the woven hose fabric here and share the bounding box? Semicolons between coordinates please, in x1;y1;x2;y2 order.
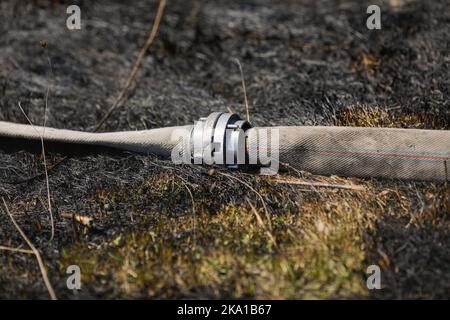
0;121;193;157
247;126;450;181
1;120;450;181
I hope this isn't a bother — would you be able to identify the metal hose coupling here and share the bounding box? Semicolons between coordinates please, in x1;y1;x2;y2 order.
190;112;252;168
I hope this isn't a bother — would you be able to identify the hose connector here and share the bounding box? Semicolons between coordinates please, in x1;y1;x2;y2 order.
191;112;252;168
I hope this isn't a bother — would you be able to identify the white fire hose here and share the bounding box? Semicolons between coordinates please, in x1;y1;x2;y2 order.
0;112;449;181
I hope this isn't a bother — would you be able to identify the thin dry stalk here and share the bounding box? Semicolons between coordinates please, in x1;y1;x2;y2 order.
234;58;250;121
40;42;55;241
17;101;54;241
1;197;57;300
0;245;33;255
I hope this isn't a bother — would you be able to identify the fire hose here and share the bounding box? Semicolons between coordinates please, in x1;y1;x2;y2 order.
0;112;449;181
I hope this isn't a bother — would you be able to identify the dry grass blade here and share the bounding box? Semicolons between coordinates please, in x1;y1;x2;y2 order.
95;0;167;132
0;245;34;255
233;58;250;121
17;101;55;241
1;197;57;300
41;88;54;241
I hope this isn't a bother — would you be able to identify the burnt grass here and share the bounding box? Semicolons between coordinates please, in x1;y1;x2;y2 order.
0;0;449;299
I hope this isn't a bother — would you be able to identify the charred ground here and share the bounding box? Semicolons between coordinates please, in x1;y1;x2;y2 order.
0;0;449;299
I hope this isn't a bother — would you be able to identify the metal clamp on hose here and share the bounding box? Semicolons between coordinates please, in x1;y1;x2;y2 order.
191;112;251;168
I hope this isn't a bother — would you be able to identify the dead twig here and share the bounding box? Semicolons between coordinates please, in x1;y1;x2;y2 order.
17;101;55;241
273;178;366;191
1;197;57;300
95;0;167;132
